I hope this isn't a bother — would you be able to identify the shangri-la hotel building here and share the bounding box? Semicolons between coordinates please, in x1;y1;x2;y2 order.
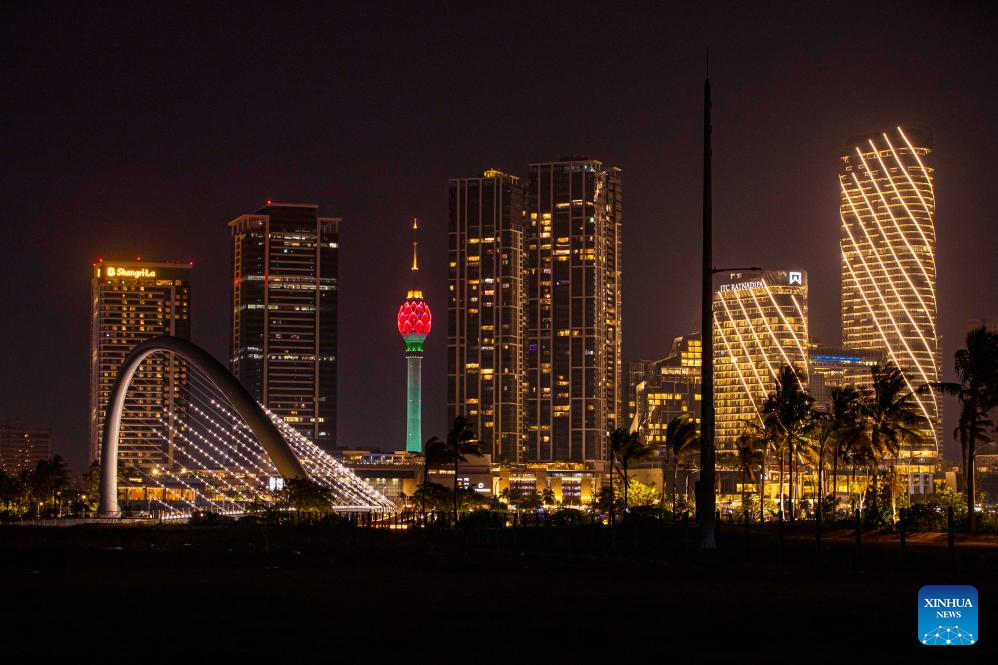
89;259;192;469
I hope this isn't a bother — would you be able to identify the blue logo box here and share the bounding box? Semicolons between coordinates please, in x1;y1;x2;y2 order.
919;585;978;645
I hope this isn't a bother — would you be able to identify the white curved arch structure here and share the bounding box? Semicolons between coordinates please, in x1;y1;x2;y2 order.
98;336;308;518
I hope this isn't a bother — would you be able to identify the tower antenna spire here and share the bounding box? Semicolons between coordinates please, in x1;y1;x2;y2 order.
411;217;419;273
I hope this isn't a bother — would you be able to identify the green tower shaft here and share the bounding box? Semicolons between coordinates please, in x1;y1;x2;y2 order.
406;349;422;452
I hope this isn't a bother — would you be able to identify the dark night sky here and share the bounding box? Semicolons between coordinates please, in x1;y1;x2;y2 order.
3;2;997;472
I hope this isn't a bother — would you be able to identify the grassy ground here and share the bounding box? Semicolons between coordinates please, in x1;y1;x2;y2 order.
1;523;994;661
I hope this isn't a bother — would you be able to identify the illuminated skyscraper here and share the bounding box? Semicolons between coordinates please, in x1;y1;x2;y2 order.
398;219;432;453
526;157;623;463
713;269;809;445
840;127;940;492
89;259;191;467
448;170;526;462
229;203;339;449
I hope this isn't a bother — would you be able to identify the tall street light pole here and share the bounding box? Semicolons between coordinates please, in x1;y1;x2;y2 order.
700;76;717;551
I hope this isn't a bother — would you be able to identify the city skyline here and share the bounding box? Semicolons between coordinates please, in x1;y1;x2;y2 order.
4;4;998;471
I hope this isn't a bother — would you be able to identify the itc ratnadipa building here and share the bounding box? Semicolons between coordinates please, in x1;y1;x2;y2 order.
713;269;809;446
839;126;940;494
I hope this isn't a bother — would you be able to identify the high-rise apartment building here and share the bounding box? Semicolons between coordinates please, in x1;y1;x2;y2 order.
713;269;809;445
1;423;53;476
89;260;191;467
628;333;702;445
525;158;622;463
229;203;339;449
448;170;527;462
840;126;940;492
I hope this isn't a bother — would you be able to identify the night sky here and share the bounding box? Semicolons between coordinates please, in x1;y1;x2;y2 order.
3;2;997;471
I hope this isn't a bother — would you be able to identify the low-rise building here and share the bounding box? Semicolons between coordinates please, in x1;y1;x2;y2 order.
807;344;883;411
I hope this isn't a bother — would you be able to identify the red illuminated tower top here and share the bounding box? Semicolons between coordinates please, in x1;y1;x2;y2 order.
397;218;431;352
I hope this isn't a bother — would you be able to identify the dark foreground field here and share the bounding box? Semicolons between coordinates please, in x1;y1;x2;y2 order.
1;522;995;662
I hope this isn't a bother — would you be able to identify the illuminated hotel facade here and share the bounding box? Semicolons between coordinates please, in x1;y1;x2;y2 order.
628;333;702;445
89;260;191;467
229;203;339;450
713;269;809;446
448;170;527;462
526;158;622;463
840;126;940;493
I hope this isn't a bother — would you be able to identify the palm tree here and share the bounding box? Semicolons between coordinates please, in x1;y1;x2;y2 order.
761;365;813;522
862;363;923;523
806;413;834;509
609;427;656;513
839;432;872;512
29;455;71;516
420;436;448;487
827;386;862;505
442;416;481;525
741;418;779;521
736;430;765;520
664;414;699;514
414;436;448;524
922;327;998;531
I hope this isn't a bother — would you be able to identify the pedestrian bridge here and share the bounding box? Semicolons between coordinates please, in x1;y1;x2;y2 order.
98;335;393;518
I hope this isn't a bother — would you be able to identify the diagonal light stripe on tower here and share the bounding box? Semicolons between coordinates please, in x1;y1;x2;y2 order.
840;184;935;425
856;147;939;365
714;313;765;428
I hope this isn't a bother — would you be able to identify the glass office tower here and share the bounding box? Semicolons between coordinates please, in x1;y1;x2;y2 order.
229;203;339;450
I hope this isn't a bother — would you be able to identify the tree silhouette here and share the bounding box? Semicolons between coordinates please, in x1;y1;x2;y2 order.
922;327;998;530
